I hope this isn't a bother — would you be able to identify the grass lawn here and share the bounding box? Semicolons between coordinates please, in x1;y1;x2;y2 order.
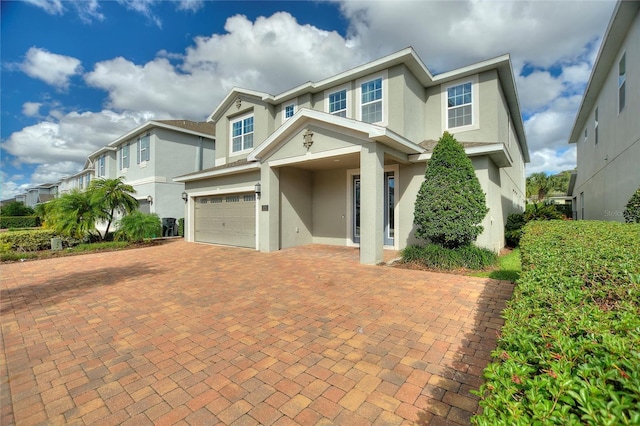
470;247;521;282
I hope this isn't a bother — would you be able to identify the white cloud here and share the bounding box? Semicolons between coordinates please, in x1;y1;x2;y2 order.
20;47;82;90
24;0;64;15
1;110;153;166
175;0;204;12
117;0;162;28
30;161;83;185
22;102;43;117
73;0;105;23
517;71;565;113
525;95;583;154
526;147;577;176
85;12;361;119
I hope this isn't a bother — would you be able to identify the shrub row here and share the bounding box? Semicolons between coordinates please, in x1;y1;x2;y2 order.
0;229;78;252
0;216;41;229
402;243;497;270
473;221;640;425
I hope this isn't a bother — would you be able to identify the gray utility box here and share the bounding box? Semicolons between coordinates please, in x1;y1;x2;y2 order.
51;237;63;251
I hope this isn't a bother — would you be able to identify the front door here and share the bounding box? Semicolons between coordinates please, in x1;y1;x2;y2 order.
352;172;394;246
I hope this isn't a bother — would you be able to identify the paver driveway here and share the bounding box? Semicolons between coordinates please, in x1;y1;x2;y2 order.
1;240;514;425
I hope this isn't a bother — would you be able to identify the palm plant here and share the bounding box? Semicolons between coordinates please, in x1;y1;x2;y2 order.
89;177;139;239
46;190;99;239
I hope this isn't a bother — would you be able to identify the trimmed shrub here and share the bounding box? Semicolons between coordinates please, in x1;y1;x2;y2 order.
178;218;184;237
0;201;35;217
402;243;497;270
115;212;161;242
504;213;526;247
414;131;488;248
0;216;40;229
473;221;640;425
624;187;640;223
523;202;562;221
0;229;78;252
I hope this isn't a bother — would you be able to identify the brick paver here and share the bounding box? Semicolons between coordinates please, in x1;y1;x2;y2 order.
1;240;513;425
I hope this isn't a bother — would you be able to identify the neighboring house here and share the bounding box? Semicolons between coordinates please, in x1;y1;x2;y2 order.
569;1;640;221
88;120;215;221
176;47;529;264
24;183;59;208
59;159;95;195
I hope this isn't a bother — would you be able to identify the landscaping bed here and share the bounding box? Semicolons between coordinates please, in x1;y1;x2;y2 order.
473;221;640;425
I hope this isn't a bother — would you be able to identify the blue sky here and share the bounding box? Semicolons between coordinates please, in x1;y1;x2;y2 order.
1;0;617;199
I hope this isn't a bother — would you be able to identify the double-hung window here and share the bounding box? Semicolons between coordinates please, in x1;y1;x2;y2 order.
231;114;254;153
138;134;150;163
360;77;383;123
328;89;347;117
85;174;91;187
120;143;130;170
447;82;473;128
78;177;84;190
98;155;105;177
619;53;626;113
284;103;295;120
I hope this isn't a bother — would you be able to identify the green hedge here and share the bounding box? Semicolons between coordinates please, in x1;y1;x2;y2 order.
402;243;497;270
0;216;41;229
473;221;640;425
0;229;77;252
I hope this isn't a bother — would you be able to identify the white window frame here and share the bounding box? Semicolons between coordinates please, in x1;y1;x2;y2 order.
138;134;150;164
441;74;480;133
98;155;105;177
356;71;387;125
325;84;351;118
120;143;130;170
618;52;626;114
229;112;255;155
282;102;296;123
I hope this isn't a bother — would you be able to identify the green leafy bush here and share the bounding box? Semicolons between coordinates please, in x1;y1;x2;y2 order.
624;187;640;223
0;201;35;217
0;216;41;229
115;212;161;242
524;202;562;221
402;243;497;270
473;221;640;425
0;229;77;252
178;217;184;237
504;213;526;247
414;131;488;248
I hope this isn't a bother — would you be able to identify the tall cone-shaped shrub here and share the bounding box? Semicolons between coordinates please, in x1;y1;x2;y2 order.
414;131;488;248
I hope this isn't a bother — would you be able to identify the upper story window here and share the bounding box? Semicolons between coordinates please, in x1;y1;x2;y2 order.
618;53;626;113
120;143;130;170
360;78;383;124
448;82;473;128
86;174;91;187
137;134;150;163
98;155;105;177
78;177;84;190
328;89;347;117
284;103;295;120
231;114;254;154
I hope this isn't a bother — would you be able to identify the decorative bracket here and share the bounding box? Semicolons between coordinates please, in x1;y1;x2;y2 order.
235;97;242;109
303;128;314;151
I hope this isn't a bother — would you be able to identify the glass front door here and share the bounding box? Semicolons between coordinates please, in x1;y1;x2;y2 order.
352;171;394;246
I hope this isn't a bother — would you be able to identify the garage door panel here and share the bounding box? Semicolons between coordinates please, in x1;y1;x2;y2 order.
194;193;256;248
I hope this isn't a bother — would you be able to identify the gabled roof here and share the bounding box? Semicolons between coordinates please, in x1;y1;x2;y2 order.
207;46;529;163
88;119;215;160
569;0;640;143
248;108;424;162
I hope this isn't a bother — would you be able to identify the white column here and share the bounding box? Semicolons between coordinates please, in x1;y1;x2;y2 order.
359;142;384;264
259;163;280;252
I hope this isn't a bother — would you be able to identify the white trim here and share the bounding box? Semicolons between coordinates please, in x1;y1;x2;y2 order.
208;88;272;123
442;74;480;133
324;83;351;118
229;112;255;155
356;70;388;126
174;162;260;183
346;164;399;250
187;185;256;198
268;146;361;168
124;176;168;186
409;143;508;162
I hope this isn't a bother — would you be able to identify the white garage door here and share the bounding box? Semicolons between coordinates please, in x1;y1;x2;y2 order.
194;193;256;248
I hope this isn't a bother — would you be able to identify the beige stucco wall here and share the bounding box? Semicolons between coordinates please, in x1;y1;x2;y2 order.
573;12;640;221
185;171;260;193
279;167;313;249
312;168;347;246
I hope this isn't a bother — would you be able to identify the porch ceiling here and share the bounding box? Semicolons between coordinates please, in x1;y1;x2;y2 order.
273;152;401;171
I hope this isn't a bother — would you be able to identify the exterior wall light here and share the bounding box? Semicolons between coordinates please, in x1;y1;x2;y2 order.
181;191;188;203
254;182;261;196
147;195;153;205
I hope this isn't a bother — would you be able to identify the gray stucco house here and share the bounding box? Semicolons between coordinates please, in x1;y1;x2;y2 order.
568;0;640;221
88;120;215;221
176;47;529;264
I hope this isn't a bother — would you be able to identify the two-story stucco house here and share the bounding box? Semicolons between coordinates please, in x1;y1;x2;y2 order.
88;119;215;221
569;0;640;221
176;47;529;264
59;159;94;195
